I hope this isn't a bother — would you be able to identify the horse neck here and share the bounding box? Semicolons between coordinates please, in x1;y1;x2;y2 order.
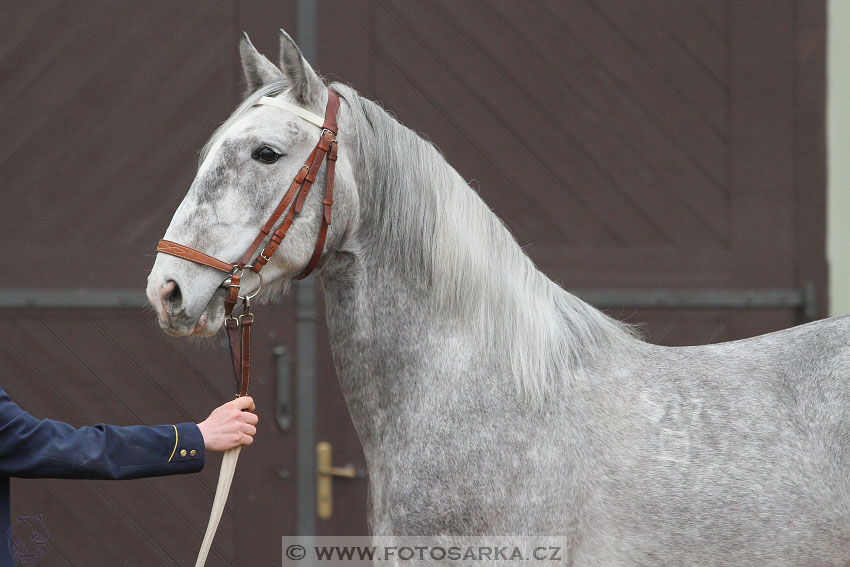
320;90;634;445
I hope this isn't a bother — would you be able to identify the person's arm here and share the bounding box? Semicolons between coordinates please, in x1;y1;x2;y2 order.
0;387;255;480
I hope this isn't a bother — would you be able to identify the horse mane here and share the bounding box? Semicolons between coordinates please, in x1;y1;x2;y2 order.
332;83;640;401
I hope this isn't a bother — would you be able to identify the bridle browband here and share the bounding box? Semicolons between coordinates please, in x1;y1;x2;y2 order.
155;87;340;397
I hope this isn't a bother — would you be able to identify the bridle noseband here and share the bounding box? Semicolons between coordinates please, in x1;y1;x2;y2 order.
156;87;340;396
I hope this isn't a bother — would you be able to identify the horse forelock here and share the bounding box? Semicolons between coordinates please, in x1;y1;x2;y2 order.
331;83;640;403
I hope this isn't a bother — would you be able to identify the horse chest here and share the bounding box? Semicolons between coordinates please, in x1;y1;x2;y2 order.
365;408;577;536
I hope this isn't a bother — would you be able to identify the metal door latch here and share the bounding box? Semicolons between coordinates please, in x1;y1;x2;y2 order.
316;442;366;520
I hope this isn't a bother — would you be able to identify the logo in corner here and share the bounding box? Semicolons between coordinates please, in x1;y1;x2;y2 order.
6;514;49;565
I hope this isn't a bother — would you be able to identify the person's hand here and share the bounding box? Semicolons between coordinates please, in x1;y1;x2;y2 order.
197;396;258;452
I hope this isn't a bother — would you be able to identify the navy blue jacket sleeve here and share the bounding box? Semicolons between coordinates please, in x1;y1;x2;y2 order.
0;386;204;480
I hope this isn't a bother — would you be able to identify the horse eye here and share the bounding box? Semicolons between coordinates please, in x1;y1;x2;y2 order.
252;146;280;164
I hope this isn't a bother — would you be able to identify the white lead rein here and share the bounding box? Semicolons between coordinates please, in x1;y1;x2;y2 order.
194;446;241;567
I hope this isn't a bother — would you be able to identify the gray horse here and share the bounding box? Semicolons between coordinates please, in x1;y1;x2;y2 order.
147;30;850;565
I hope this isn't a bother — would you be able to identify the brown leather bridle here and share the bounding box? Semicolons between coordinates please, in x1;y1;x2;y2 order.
156;88;340;397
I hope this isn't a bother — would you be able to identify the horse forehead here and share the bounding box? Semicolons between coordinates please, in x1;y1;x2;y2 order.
237;103;313;135
195;113;263;178
212;108;312;157
189;107;315;210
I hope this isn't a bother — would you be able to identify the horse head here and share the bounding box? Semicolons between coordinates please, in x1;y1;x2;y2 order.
146;30;357;337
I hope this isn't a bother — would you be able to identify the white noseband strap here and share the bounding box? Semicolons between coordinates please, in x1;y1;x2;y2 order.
256;96;325;128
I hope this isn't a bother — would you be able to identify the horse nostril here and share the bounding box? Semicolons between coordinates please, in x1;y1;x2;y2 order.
160;280;183;315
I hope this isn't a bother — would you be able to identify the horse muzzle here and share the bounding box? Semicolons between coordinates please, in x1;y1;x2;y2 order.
146;272;225;337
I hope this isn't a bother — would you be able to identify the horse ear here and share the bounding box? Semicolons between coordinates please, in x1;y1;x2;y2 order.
278;29;323;106
239;32;283;96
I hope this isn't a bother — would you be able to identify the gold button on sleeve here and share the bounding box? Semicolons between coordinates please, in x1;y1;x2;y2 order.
180;449;187;457
189;450;196;456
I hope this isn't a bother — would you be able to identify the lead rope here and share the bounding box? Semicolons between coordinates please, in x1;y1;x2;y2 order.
194;297;253;567
194;445;241;567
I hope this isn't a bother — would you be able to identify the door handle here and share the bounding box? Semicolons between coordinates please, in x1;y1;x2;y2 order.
316;442;366;520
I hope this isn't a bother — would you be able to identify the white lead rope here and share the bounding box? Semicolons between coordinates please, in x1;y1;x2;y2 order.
194;446;242;567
